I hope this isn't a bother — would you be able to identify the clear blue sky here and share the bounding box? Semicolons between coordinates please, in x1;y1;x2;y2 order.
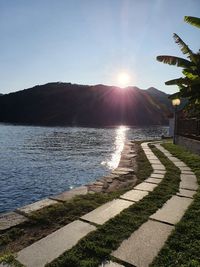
0;0;199;94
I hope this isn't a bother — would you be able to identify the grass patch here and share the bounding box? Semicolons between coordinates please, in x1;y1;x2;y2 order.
151;142;200;267
29;191;127;226
46;144;180;267
0;189;129;255
0;253;23;267
135;142;153;182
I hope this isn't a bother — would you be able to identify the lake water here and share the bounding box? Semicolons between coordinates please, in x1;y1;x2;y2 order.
0;124;169;214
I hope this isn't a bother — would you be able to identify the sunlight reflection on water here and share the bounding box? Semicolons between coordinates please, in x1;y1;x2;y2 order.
101;125;129;170
0;124;169;213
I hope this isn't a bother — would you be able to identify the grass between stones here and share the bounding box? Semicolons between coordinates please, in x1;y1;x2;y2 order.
46;145;180;267
0;142;150;258
0;190;128;255
150;143;200;267
135;142;153;181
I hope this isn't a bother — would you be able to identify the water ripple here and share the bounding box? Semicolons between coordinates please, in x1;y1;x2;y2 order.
0;124;168;213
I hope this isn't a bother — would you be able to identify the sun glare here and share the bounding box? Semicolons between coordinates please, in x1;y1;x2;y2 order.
117;72;130;87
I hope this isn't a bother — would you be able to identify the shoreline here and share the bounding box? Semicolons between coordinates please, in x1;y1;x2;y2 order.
0;141;138;232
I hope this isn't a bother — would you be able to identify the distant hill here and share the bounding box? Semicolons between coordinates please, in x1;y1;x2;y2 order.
146;87;172;112
0;82;172;126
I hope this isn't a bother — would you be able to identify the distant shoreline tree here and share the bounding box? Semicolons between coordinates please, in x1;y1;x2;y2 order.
156;16;200;116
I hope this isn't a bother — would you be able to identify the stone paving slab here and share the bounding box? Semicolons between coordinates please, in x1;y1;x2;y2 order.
120;154;134;160
150;195;193;225
168;156;182;162
100;261;124;267
121;189;149;202
149;159;162;164
145;178;162;185
145;155;158;160
181;166;192;172
180;174;198;191
118;160;132;167
177;189;196;199
153;170;166;174
142;146;150;150
17;198;58;214
114;167;134;172
173;162;187;168
142;147;149;150
17;220;96;267
51;186;88;202
112;170;129;175
134;182;157;192
151;164;165;170
181;171;194;175
81;199;133;225
144;153;155;157
142;149;153;153
143;150;154;153
94;181;104;186
0;212;28;231
112;220;173;267
150;173;165;179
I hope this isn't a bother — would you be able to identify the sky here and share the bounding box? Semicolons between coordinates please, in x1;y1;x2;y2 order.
0;0;200;94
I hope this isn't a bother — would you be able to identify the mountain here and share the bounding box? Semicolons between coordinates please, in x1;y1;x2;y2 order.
0;82;171;126
146;87;173;112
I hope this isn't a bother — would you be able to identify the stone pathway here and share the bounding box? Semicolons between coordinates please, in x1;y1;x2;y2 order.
111;142;197;267
1;141;197;267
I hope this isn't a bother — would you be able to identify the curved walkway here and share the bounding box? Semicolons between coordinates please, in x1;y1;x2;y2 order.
110;142;197;267
13;141;166;267
3;141;197;267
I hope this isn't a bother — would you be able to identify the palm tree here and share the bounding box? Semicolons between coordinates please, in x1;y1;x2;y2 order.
184;16;200;29
156;16;200;110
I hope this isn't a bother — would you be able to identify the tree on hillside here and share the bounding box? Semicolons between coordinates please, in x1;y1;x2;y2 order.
156;16;200;116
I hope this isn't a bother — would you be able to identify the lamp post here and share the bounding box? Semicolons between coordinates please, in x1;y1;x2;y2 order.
172;98;181;144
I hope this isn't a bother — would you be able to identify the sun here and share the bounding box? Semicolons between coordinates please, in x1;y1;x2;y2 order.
117;72;131;87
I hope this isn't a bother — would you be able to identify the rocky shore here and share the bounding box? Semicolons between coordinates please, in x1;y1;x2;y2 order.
87;141;138;193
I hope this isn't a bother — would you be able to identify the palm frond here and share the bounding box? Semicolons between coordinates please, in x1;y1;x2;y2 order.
156;56;194;68
184;16;200;28
166;77;200;86
165;78;187;86
173;33;195;62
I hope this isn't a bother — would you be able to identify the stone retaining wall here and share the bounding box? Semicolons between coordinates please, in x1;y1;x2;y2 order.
176;135;200;155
